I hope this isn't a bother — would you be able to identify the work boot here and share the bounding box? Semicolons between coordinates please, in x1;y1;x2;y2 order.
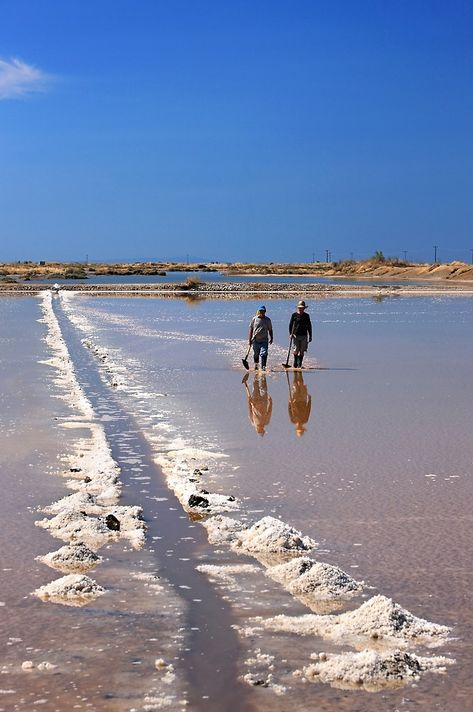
254;361;259;370
299;355;304;368
293;356;298;368
261;356;267;371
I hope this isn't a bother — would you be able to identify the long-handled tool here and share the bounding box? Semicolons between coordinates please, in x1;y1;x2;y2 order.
282;328;295;368
242;340;253;370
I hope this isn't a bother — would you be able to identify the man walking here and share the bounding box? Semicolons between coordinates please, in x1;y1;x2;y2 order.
289;300;312;368
248;306;273;371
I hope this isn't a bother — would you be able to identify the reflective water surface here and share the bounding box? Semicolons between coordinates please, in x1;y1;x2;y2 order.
1;294;472;711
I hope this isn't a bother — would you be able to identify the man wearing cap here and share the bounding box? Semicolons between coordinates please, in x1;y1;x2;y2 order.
289;300;312;368
248;306;273;371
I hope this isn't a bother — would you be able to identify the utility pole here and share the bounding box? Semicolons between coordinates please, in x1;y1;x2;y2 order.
403;250;407;262
325;249;330;263
85;253;89;265
186;253;189;265
433;245;438;264
312;252;315;263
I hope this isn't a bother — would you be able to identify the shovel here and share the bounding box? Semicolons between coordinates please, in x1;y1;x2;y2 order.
282;328;295;369
242;341;253;370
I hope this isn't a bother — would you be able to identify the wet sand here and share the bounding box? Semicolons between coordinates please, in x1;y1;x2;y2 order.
1;293;472;710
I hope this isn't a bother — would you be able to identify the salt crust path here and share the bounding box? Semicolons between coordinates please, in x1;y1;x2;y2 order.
57;291;454;694
34;291;146;602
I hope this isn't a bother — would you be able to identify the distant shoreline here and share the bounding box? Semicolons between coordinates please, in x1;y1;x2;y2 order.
2;258;473;284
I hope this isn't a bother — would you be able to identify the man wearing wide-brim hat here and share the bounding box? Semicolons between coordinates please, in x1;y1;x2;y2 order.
288;300;312;368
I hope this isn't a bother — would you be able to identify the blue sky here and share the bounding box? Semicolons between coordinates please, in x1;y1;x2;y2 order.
1;1;472;264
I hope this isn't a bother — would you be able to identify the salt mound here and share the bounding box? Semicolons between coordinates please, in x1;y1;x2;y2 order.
234;516;316;555
254;594;450;646
201;515;246;545
266;557;363;599
34;574;105;607
35;510;112;546
35;506;145;549
303;648;454;691
36;543;102;573
335;595;451;642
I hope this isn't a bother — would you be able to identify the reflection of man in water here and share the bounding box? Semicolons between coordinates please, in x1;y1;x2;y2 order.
242;373;273;436
288;372;312;437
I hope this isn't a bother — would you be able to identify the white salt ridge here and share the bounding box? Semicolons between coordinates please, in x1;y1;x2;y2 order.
34;574;105;607
36;543;102;573
39;293;94;419
234;516;317;555
252;594;450;646
60;422;122;501
302;648;455;690
266;557;364;600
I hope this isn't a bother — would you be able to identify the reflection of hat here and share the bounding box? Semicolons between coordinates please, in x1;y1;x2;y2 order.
296;426;306;437
258;306;266;312
297;300;306;308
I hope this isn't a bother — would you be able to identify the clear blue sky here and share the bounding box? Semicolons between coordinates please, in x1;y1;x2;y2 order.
1;1;472;264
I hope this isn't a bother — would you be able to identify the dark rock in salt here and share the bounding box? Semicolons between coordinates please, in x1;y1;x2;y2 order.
200;489;209;495
188;494;209;509
193;469;202;476
84;476;92;483
70;467;82;473
105;514;120;531
227;496;236;502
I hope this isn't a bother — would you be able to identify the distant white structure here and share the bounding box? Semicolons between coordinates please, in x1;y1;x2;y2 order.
52;283;60;294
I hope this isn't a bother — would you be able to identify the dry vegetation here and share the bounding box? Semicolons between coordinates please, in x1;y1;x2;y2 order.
1;256;473;282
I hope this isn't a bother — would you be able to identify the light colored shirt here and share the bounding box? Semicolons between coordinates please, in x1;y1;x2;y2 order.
249;315;273;342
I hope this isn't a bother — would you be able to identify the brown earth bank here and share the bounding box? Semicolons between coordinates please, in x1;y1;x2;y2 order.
2;258;473;283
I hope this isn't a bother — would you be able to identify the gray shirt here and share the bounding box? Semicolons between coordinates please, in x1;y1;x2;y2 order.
249;315;273;342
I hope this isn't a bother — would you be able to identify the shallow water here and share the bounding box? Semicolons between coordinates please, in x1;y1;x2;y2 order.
1;293;472;710
30;270;430;286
